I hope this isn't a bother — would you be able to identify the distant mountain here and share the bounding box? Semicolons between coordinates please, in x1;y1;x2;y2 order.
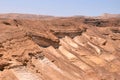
0;13;55;20
0;13;120;20
100;13;120;19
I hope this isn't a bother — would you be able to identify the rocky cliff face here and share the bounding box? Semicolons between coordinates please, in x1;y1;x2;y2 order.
0;14;120;80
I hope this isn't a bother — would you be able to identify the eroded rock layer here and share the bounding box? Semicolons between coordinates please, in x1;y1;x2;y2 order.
0;14;120;80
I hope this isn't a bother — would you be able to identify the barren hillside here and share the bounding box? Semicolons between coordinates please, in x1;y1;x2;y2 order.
0;14;120;80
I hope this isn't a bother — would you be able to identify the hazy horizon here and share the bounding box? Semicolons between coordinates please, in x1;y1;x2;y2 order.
0;0;120;16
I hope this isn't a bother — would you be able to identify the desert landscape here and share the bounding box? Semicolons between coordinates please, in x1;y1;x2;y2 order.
0;13;120;80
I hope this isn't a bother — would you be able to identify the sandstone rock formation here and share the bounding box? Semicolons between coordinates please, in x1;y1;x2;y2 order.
0;14;120;80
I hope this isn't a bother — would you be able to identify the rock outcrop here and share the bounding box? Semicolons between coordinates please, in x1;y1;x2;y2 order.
0;14;120;80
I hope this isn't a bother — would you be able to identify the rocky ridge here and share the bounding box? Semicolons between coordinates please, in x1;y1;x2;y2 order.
0;14;120;80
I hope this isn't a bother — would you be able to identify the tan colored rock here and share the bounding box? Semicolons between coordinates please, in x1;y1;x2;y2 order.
0;14;120;80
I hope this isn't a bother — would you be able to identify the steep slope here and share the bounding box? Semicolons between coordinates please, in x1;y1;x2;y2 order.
0;14;120;80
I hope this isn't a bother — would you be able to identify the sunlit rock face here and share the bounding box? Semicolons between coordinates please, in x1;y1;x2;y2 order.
0;14;120;80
